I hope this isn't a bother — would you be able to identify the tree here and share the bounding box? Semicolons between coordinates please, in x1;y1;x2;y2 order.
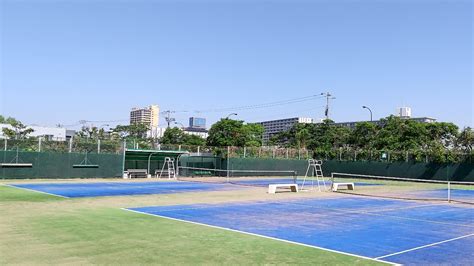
456;127;473;152
349;122;378;149
1;120;34;140
207;119;264;147
373;116;427;151
0;115;19;125
160;127;186;144
241;123;264;147
183;134;206;146
112;123;149;139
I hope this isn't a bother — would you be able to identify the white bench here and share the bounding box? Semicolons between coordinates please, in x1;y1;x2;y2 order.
332;182;355;192
268;184;299;194
126;169;148;179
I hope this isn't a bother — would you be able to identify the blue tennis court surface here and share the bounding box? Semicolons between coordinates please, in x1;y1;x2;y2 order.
129;197;474;265
11;181;236;198
8;179;389;198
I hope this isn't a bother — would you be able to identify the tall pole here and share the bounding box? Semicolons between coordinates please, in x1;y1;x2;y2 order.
165;111;175;128
321;92;335;120
362;106;373;121
226;113;238;119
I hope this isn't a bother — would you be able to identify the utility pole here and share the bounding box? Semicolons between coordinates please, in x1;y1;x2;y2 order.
321;92;336;120
164;110;175;128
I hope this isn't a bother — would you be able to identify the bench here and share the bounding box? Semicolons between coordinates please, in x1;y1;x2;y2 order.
0;163;33;168
193;171;212;176
268;184;299;194
126;169;148;179
332;182;355;192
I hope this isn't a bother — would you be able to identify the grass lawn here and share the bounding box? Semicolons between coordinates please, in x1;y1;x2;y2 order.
0;184;386;265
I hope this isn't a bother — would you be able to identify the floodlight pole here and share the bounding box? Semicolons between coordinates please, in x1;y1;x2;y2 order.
226;113;238;119
174;122;185;129
362;106;373;121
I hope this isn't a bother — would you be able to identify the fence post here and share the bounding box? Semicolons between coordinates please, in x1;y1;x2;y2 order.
178;145;181;151
286;148;289;159
226;146;230;176
197;146;200;156
38;137;42;152
354;150;357;161
243;147;247;158
4;139;7;151
339;148;342;161
97;139;101;154
69;138;73;153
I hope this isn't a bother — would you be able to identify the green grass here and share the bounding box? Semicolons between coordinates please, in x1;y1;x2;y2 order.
0;184;64;202
0;184;387;265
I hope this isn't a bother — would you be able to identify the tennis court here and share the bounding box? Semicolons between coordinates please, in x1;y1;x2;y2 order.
9;181;237;198
128;197;474;265
8;177;382;198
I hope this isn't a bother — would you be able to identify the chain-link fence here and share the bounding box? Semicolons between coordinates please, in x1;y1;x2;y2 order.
1;138;471;164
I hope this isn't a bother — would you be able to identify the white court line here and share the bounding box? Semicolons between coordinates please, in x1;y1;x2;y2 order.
284;201;474;229
2;184;70;198
376;233;474;259
121;208;396;265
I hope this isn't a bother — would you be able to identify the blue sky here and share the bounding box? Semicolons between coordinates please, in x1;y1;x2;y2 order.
0;0;472;129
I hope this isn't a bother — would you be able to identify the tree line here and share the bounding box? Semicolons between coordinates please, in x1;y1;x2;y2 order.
2;115;472;160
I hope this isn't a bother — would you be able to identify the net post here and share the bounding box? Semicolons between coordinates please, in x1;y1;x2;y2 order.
226;146;230;182
330;172;334;191
447;181;451;203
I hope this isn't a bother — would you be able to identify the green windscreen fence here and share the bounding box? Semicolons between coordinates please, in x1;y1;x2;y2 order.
0;150;123;179
227;158;474;182
180;155;224;170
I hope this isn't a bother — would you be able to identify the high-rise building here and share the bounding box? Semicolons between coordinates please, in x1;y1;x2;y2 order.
189;117;206;129
130;105;160;128
259;117;314;144
130;105;160;138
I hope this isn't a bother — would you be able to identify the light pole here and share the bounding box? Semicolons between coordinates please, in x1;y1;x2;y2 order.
174;122;185;130
226;113;238;119
362;106;373;121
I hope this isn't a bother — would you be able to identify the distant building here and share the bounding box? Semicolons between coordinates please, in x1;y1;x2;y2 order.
130;105;160;138
335;107;436;129
398;107;412;118
334;117;437;129
130;105;160;128
189;117;206;129
66;130;76;140
183;127;209;139
259;117;314;144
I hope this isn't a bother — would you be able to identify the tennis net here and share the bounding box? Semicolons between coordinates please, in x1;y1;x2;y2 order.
331;172;474;205
177;166;297;187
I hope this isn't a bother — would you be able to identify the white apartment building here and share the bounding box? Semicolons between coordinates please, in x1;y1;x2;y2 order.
183;127;209;139
259;117;314;143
